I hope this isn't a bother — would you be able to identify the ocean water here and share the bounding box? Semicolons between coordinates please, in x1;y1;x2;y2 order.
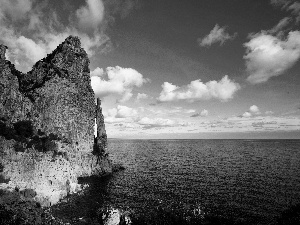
53;139;300;224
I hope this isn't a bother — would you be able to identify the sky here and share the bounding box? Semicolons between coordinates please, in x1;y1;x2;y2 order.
1;0;300;139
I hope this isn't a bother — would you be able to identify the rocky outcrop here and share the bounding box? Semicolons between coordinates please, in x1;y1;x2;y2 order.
94;98;107;156
0;36;111;206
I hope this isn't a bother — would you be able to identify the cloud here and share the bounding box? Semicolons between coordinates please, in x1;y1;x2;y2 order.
242;112;251;118
108;105;138;118
244;31;300;84
91;66;149;102
243;1;300;84
91;67;104;77
269;17;292;34
136;93;150;102
137;117;188;129
270;0;290;7
191;109;209;117
198;24;237;47
105;0;139;20
242;105;261;117
200;109;209;117
265;110;274;115
271;0;300;22
186;109;196;114
104;105;139;124
76;0;105;31
138;117;175;127
0;0;111;72
0;0;34;21
157;75;240;102
191;113;200;117
249;105;260;115
289;2;300;18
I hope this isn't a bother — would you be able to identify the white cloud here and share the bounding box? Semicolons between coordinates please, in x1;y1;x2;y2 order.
269;17;292;34
244;31;300;84
1;26;109;72
136;93;150;102
244;0;300;84
200;109;209;117
138;117;175;127
242;112;252;118
191;109;209;117
198;24;237;47
249;105;260;115
158;75;240;102
242;105;261;117
265;110;274;115
186;109;196;114
109;105;138;118
91;67;104;77
0;0;110;72
91;66;149;102
104;105;139;124
76;0;105;31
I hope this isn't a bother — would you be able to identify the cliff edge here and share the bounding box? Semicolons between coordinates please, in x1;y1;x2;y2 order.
0;36;111;206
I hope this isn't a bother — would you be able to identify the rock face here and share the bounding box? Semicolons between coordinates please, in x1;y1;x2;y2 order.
94;98;107;156
0;36;111;206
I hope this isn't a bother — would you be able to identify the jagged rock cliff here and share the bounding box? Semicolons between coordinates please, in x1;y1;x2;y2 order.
0;36;111;206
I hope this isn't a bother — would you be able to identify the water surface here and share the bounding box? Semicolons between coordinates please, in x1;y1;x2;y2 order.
53;139;300;224
105;139;300;223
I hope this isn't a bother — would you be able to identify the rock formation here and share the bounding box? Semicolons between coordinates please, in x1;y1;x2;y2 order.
94;98;107;157
0;36;111;206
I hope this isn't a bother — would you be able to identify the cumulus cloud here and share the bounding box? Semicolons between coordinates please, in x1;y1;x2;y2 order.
242;112;252;118
104;105;139;123
136;93;150;102
91;66;149;102
91;67;104;77
244;0;300;84
0;0;137;72
157;75;240;102
198;24;237;47
191;109;209;117
249;105;260;115
242;105;261;117
108;105;138;118
244;31;300;84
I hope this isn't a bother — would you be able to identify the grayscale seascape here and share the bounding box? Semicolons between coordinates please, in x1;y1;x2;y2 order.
1;0;300;224
51;139;300;224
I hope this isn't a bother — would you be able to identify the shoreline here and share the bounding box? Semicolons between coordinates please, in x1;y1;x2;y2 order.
0;163;126;225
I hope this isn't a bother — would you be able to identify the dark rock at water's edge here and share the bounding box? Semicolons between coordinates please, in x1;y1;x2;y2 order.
0;36;112;207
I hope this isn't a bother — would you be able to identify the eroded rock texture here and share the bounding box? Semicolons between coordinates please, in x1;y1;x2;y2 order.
0;36;111;206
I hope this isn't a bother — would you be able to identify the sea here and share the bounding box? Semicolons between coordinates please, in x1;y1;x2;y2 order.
52;139;300;224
